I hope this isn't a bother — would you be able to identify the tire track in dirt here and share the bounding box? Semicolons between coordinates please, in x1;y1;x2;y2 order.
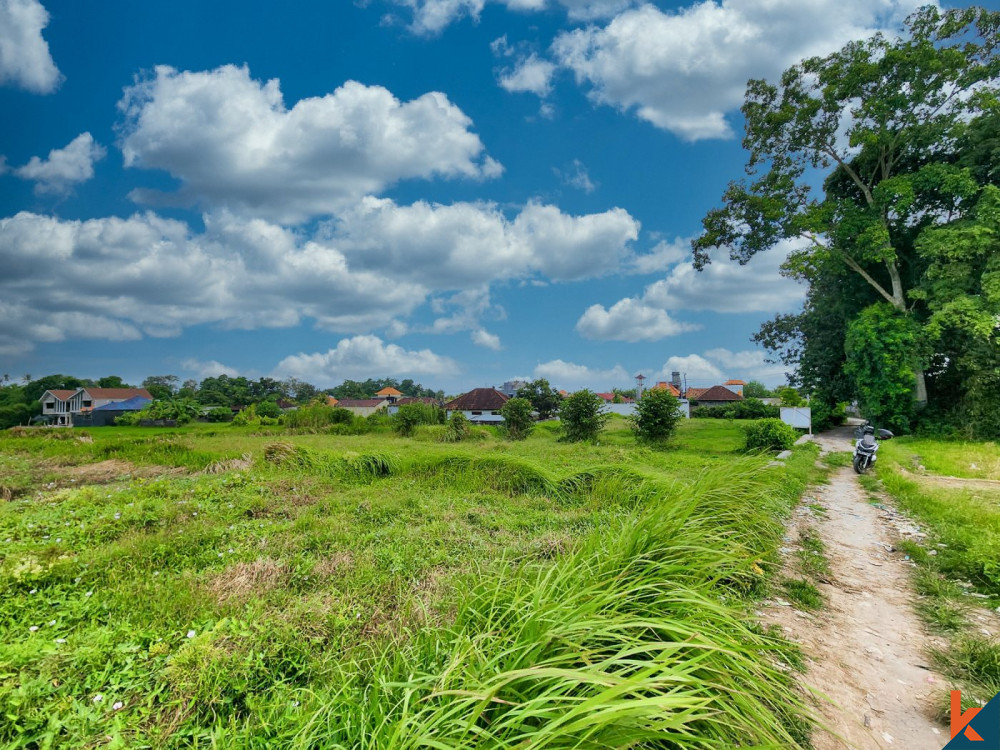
764;426;949;749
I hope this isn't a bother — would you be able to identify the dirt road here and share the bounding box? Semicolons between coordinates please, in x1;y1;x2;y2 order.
765;426;949;749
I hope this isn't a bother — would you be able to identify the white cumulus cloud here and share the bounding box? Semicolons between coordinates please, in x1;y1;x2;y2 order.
15;132;106;195
180;358;241;379
576;297;698;342
0;0;61;93
471;329;502;350
273;335;457;385
551;0;925;140
533;359;632;390
118;65;499;223
659;348;788;387
498;54;557;96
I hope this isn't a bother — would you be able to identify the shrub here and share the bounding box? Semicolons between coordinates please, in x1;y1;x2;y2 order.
441;412;471;442
255;400;282;419
630;388;682;444
500;397;534;440
232;404;260;427
741;419;798;452
204;406;233;423
393;403;425;437
561;390;609;443
284;403;353;429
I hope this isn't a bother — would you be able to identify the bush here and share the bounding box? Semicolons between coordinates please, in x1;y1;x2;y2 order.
393;403;426;437
284;403;353;429
204;406;233;423
441;412;472;442
630;388;682;444
741;419;798;453
500;397;534;440
255;400;282;419
561;390;610;443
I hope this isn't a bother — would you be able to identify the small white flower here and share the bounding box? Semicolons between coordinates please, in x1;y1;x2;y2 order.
55;638;66;644
291;700;300;707
152;571;160;576
56;538;62;542
186;630;196;638
74;577;81;583
29;588;37;594
85;591;93;597
29;625;39;632
228;548;234;553
192;512;198;516
113;701;124;710
114;513;121;520
43;535;49;540
217;552;223;557
92;694;103;703
48;620;56;626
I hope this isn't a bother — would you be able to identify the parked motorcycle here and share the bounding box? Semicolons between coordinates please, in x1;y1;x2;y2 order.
852;423;894;474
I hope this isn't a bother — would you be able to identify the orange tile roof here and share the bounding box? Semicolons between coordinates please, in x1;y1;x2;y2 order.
325;395;339;406
375;387;403;396
724;379;746;386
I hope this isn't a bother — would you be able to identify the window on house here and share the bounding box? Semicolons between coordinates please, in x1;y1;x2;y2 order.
471;411;482;415
82;400;92;408
45;402;55;410
491;411;500;415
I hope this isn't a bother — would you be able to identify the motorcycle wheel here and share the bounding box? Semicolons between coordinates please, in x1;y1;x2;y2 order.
853;455;867;474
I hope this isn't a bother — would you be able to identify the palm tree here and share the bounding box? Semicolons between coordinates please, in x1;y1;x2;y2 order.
22;374;32;385
1;374;9;385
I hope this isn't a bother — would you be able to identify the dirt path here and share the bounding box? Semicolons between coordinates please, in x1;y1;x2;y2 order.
764;426;949;749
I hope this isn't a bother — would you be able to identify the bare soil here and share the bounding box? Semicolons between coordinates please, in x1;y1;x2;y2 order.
763;426;949;749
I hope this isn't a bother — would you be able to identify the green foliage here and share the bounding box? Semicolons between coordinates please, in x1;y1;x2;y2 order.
630;387;682;444
138;398;201;425
780;578;824;610
516;378;563;420
742;380;772;399
204;406;233;423
328;377;443;401
693;399;780;420
845;304;920;433
776;387;804;407
282;403;353;430
393;403;429;437
742;419;797;452
255;400;282;420
441;412;472;443
560;390;609;443
499;397;534;440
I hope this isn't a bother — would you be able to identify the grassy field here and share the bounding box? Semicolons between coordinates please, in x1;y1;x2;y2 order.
866;435;1000;709
1;418;822;748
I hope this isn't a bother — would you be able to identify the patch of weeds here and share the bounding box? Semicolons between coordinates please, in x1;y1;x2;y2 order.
781;578;824;611
807;502;828;519
932;635;1000;706
915;598;967;633
797;528;830;581
897;539;929;565
821;452;852;468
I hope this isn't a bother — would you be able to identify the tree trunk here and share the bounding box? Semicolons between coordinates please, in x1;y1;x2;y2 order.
914;369;928;405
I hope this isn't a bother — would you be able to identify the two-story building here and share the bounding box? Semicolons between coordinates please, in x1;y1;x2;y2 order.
39;387;153;426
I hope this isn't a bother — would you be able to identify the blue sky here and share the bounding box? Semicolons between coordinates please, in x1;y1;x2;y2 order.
1;0;982;393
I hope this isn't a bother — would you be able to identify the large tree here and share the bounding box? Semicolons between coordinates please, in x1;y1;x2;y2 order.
694;6;1000;409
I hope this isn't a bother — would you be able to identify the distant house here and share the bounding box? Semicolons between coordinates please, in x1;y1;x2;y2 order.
595;392;635;404
40;387;153;426
500;380;528;398
444;388;510;423
337;398;388;418
386;396;442;416
324;396;339;408
684;387;709;401
87;396;152;427
723;379;746;396
374;387;403;403
689;385;743;408
648;381;681;398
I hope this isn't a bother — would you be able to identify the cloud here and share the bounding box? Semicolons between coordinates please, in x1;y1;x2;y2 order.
180;358;241;379
702;347;787;381
630;238;687;274
642;241;805;313
394;0;637;33
0;0;61;93
0;210;426;355
576;298;698;342
14;132;106;195
533;359;633;390
117;65;499;223
555;159;596;193
551;0;925;140
0;193;637;353
659;354;722;385
331;197;639;286
273;335;457;385
471;328;502;350
498;54;557;96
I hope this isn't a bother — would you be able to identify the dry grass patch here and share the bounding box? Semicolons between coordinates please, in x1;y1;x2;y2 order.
208;557;292;604
312;551;355;579
203;452;253;474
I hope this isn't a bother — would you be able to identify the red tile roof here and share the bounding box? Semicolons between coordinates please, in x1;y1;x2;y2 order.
724;379;746;386
444;388;510;411
42;390;76;400
375;387;403;397
325;395;339;406
337;399;384;407
684;387;709;400
694;385;743;402
396;397;441;405
649;382;681;397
